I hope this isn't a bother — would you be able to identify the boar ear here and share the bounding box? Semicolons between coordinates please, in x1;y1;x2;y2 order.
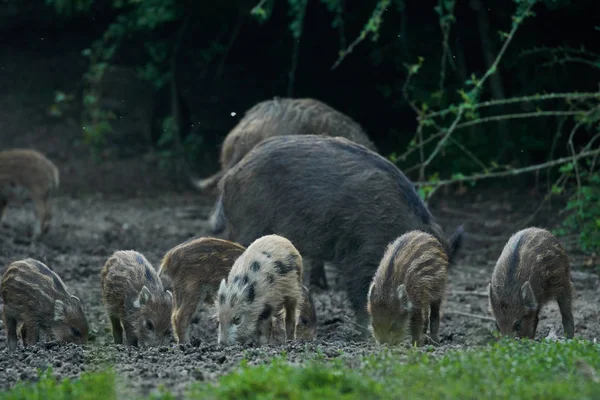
520;281;538;312
486;282;494;314
134;286;152;309
367;283;375;303
54;299;67;322
397;284;413;312
219;278;227;294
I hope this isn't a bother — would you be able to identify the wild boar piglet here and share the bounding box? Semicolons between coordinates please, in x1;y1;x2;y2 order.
1;258;88;352
101;250;173;347
158;236;246;343
0;149;59;238
271;284;318;343
488;227;575;339
367;230;452;347
215;234;304;346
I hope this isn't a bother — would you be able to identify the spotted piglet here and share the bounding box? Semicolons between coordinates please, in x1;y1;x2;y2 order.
215;234;304;346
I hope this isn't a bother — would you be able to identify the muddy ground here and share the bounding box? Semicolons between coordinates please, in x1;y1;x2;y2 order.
0;50;599;398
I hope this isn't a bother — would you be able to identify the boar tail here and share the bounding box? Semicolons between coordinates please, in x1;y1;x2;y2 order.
447;224;465;267
190;170;224;192
209;195;227;234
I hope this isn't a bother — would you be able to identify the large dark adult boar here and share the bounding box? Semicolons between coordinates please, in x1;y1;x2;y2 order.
193;97;378;193
211;135;464;334
1;258;89;352
488;227;575;339
0;149;59;239
201;97;378;289
101;250;173;347
157;236;246;344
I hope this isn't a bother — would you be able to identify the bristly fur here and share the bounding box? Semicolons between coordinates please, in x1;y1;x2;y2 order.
158;237;246;344
488;227;574;339
1;258;88;352
214;134;465;333
367;230;449;347
101;250;173;347
215;234;304;346
0;149;60;239
193;97;377;194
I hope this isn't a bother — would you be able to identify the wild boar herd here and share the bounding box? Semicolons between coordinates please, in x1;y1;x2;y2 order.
0;97;576;353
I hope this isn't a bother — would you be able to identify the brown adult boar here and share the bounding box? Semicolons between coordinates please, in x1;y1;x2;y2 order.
157;236;246;344
211;135;464;335
488;227;575;339
101;250;173;347
193;97;378;194
0;149;59;238
367;231;450;347
215;234;304;346
270;284;318;343
1;258;89;352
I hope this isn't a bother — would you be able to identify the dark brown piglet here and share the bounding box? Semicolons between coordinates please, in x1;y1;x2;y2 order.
157;236;246;344
488;227;574;339
101;250;173;347
0;149;59;238
271;284;318;343
1;258;88;352
367;231;451;347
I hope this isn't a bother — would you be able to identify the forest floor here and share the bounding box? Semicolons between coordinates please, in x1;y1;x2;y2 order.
0;49;599;398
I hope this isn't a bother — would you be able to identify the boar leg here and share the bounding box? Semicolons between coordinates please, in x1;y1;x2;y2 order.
307;259;328;290
345;274;372;338
283;297;298;341
256;315;273;346
22;322;39;347
172;287;203;344
429;300;442;345
5;315;18;351
410;311;425;347
557;283;575;339
32;195;50;239
123;321;138;347
0;196;7;224
110;316;124;344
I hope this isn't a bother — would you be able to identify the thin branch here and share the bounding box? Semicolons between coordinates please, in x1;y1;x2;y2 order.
215;15;245;80
447;136;487;170
251;0;269;12
453;110;583;131
331;0;390;70
438;0;456;93
421;92;600;121
413;149;600;187
474;2;534;93
401;110;587;170
422;106;465;169
565;107;598;214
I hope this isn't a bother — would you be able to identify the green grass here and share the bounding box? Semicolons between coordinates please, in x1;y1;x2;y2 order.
2;339;600;400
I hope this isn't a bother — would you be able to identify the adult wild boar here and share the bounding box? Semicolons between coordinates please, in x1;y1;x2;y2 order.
193;97;377;193
210;135;464;334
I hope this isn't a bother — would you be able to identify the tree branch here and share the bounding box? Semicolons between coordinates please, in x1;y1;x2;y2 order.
413;149;600;187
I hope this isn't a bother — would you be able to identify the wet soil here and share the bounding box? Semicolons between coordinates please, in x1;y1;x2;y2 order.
0;50;599;398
